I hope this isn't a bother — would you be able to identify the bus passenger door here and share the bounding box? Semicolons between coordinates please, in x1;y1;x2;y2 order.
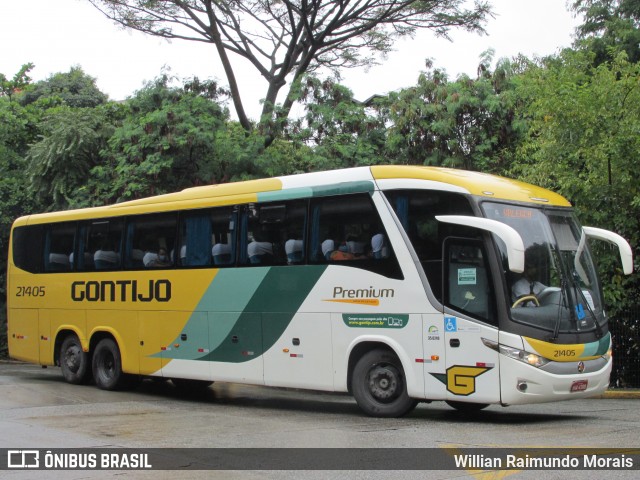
442;239;501;405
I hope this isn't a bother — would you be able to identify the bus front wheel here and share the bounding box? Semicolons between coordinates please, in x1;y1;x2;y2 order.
59;334;90;385
92;338;135;391
352;349;417;417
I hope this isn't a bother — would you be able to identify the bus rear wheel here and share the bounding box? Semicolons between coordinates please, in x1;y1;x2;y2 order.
59;334;90;385
92;338;137;391
352;349;417;417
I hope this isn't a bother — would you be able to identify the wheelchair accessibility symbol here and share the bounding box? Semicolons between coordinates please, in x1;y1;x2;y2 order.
445;317;457;333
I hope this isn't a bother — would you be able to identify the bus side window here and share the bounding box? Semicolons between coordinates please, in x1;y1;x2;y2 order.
12;225;45;274
309;194;402;279
384;190;476;301
44;222;75;272
125;213;177;269
444;239;496;324
180;206;237;268
241;200;306;266
78;219;123;271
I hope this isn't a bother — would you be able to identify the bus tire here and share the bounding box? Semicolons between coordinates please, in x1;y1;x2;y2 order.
92;338;129;391
59;334;90;385
352;349;417;418
446;400;489;412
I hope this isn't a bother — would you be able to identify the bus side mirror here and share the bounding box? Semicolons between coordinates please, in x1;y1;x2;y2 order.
436;215;525;274
583;227;633;275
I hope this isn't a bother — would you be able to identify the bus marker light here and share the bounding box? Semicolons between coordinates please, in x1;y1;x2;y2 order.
290;353;304;358
283;348;290;353
161;347;167;351
174;344;180;348
415;358;424;363
431;355;440;361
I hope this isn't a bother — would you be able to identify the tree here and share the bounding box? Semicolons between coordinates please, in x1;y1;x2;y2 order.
380;53;523;170
289;75;387;169
26;104;120;210
20;66;108;108
512;49;640;314
572;0;640;63
96;74;231;201
88;0;492;145
0;63;34;102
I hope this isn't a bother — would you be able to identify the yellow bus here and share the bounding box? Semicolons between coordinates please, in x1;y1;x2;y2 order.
7;166;633;417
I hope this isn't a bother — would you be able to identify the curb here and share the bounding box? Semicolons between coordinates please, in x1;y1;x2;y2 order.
599;389;640;399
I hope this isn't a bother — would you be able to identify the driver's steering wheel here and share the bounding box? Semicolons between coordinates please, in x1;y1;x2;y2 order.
512;295;540;308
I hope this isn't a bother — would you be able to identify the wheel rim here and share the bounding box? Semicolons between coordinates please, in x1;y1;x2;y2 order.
63;344;82;373
98;351;116;381
367;364;402;403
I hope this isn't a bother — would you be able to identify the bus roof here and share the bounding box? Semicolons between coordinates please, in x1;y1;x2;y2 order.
370;166;571;206
15;166;570;226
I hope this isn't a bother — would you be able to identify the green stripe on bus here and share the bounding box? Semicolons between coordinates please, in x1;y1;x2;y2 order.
156;265;327;362
201;265;327;363
257;181;374;203
583;332;611;357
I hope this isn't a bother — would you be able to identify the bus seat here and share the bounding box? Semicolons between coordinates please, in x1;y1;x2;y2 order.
347;240;365;255
47;253;70;272
212;243;232;265
130;248;145;268
321;239;335;261
248;241;273;265
285;239;303;264
371;233;389;259
94;250;119;270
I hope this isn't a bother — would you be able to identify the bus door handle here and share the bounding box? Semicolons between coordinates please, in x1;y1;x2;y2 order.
449;339;460;348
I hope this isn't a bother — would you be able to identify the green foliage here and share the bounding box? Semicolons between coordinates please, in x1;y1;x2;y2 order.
382;54;524;171
20;66;108;108
513;49;640;314
96;74;230;201
0;63;34;102
27;104;120;210
290;76;387;169
1;94;39;359
573;0;640;64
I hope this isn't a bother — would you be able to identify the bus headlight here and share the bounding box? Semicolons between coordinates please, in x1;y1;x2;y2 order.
499;345;550;368
481;338;550;368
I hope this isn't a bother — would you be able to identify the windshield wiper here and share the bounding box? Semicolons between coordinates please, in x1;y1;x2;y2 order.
570;270;603;338
551;278;569;341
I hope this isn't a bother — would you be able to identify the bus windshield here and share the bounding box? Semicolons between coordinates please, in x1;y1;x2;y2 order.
482;202;604;335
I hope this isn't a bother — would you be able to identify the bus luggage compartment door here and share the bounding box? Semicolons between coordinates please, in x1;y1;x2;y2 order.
7;309;41;364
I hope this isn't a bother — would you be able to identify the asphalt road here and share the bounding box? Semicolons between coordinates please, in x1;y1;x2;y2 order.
1;361;639;480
